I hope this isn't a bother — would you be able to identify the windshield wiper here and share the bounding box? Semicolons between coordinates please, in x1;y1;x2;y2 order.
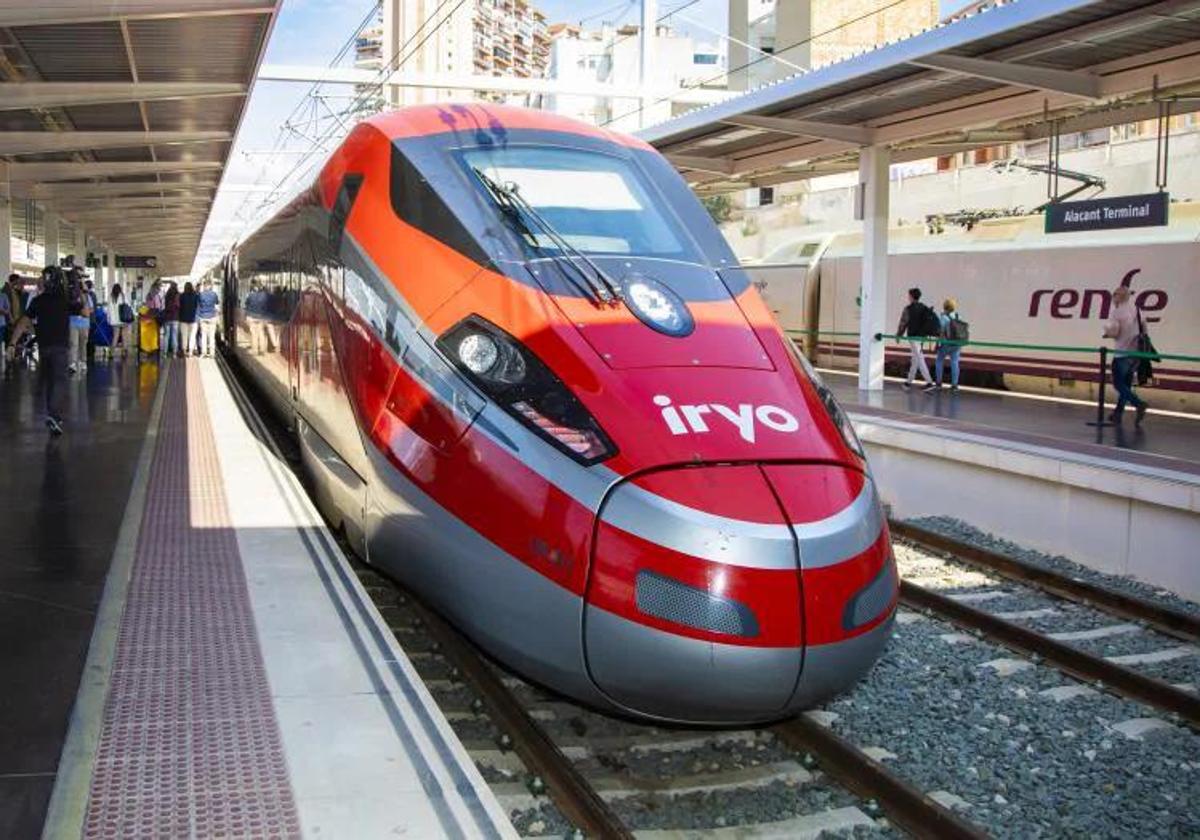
472;167;621;307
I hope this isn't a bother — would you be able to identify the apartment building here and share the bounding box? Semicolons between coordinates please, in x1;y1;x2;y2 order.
735;0;939;90
353;0;550;110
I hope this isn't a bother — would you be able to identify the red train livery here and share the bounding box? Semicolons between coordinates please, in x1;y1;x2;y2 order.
223;104;896;724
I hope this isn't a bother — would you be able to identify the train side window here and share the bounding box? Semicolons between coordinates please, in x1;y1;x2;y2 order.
330;174;364;253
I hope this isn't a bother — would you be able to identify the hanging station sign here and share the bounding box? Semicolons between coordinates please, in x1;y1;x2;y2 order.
116;255;158;268
1045;192;1169;234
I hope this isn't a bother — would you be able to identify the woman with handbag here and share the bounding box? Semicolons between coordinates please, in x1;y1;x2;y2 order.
1102;285;1149;426
110;283;135;358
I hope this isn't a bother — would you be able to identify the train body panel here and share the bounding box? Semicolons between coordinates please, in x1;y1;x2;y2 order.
225;104;895;724
754;209;1200;409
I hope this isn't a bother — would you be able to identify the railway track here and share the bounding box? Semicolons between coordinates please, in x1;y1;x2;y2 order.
889;521;1199;728
220;353;1198;837
353;562;986;839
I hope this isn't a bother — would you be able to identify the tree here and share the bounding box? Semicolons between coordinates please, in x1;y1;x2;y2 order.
701;194;733;224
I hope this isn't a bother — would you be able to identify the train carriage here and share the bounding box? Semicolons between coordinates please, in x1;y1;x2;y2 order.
749;208;1200;410
223;104;897;724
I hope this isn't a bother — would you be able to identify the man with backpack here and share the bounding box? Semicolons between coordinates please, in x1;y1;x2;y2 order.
896;287;938;391
10;267;71;434
936;298;969;390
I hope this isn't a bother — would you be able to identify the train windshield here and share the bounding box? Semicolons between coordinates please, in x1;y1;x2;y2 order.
460;145;700;261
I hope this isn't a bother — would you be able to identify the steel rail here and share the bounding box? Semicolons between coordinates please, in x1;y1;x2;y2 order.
773;716;990;840
890;520;1200;645
404;597;635;840
900;581;1200;729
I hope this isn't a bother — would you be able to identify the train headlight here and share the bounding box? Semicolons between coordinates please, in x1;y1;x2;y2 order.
458;333;499;375
438;316;616;465
623;274;693;337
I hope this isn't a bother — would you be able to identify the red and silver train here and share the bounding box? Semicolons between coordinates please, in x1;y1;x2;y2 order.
222;105;896;724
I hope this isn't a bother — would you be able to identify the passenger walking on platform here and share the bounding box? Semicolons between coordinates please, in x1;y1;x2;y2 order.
162;284;181;357
897;287;936;391
179;282;199;356
197;280;219;357
66;269;92;375
935;298;967;390
1103;285;1149;426
10;267;71;435
0;281;10;352
110;283;134;358
4;274;24;329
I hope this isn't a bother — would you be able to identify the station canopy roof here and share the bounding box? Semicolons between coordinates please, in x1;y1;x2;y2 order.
639;0;1200;194
0;1;281;276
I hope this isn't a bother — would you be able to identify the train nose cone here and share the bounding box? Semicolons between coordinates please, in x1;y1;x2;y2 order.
583;465;803;723
583;463;895;724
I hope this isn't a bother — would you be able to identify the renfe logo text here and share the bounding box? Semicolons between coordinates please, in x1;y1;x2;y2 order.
1028;269;1167;323
654;395;799;443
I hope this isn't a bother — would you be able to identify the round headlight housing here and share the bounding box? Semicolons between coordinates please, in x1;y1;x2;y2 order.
458;333;499;375
623;274;694;337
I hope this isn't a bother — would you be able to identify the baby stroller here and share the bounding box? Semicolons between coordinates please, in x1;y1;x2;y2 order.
13;331;37;369
90;306;115;360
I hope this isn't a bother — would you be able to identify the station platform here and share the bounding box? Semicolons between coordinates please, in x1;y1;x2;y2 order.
824;370;1200;476
0;357;514;839
824;370;1200;602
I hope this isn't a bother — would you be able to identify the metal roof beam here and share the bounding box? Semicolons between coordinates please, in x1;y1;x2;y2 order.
53;196;213;210
0;130;231;157
664;154;735;175
7;161;222;182
0;82;245;112
908;54;1101;99
0;2;274;27
70;209;210;221
15;182;217;199
720;115;872;145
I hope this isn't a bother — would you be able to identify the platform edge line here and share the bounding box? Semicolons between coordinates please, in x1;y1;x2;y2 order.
40;362;173;840
211;355;517;840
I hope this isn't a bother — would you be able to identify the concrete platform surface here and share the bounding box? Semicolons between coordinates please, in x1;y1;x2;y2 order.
0;358;159;839
826;371;1200;476
30;358;515;840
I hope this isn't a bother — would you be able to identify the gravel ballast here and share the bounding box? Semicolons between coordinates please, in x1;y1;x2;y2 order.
906;516;1200;616
826;607;1200;838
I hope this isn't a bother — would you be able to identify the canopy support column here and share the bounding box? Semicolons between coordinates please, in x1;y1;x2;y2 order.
858;144;890;391
0;197;10;281
44;210;59;267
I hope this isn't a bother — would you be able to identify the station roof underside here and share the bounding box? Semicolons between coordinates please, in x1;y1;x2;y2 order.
0;1;280;276
639;0;1200;195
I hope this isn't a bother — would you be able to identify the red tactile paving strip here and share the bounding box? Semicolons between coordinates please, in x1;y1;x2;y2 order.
83;362;301;839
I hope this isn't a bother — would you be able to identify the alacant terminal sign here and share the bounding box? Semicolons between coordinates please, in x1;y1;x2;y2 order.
1045;192;1169;234
116;255;157;269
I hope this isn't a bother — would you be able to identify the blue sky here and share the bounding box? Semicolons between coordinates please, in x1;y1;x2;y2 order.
197;0;979;270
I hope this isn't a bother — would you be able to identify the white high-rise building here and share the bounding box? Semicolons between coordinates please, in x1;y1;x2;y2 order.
354;0;551;111
545;22;726;128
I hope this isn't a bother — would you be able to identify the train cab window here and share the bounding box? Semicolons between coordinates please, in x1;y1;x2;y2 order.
459;145;701;261
329;174;363;253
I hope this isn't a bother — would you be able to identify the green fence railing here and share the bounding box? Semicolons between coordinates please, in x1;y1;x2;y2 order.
785;328;1200;429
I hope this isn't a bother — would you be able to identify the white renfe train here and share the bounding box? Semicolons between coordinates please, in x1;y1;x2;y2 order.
747;203;1200;412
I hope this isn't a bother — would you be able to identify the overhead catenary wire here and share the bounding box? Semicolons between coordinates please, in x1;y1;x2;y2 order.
218;1;382;253
241;0;469;237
